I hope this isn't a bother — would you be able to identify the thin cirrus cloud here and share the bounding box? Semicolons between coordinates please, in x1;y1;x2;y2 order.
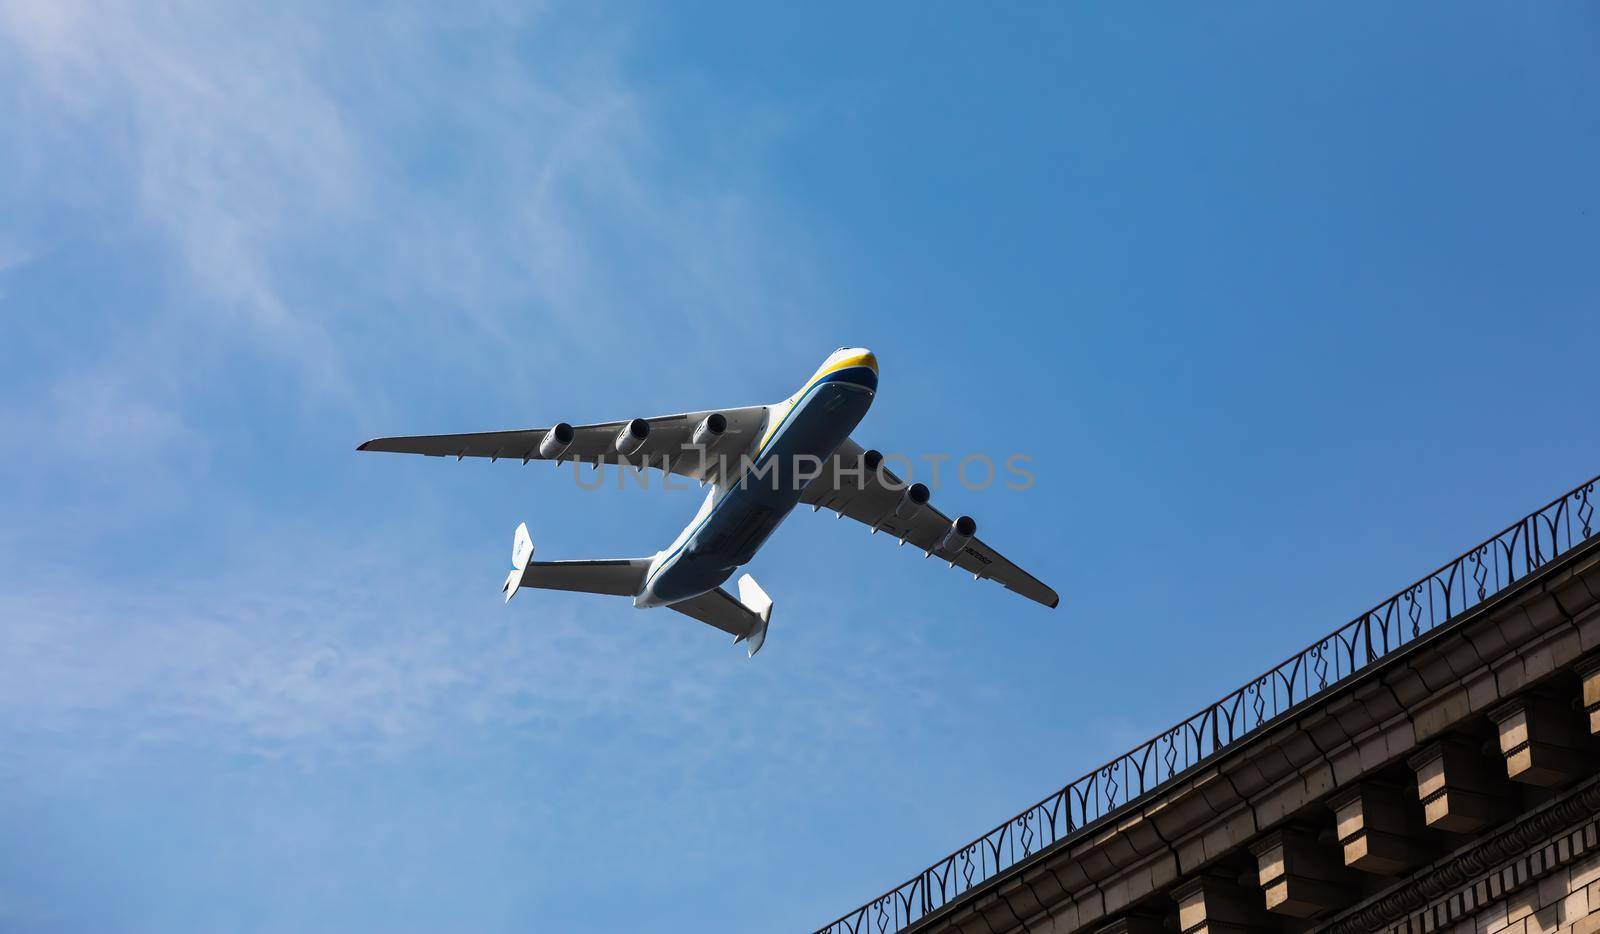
0;533;954;793
0;1;886;786
0;0;818;454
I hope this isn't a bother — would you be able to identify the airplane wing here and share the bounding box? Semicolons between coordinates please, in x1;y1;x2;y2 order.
357;405;768;481
800;438;1060;608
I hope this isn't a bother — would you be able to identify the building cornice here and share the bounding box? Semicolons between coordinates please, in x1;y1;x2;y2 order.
1320;777;1600;934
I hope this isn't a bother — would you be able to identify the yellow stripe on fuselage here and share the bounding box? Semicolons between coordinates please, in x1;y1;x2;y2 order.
816;350;879;380
754;351;879;455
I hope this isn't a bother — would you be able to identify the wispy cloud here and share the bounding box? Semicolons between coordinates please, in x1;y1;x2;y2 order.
2;0;364;375
0;0;817;461
0;236;28;276
0;535;957;790
0;5;870;835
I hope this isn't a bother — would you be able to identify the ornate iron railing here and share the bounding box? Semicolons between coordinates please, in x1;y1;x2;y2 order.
818;474;1598;934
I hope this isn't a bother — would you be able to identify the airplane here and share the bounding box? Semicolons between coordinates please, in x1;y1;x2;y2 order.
357;347;1057;657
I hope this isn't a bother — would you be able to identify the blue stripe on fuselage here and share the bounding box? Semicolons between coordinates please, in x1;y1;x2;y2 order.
640;374;875;605
815;363;878;393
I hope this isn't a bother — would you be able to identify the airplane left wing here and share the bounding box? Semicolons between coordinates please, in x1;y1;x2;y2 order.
357;405;768;481
801;438;1060;608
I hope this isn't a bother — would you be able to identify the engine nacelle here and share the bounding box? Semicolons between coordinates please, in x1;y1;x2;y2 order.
691;412;727;448
539;422;575;460
614;418;650;456
862;449;884;474
894;482;930;520
939;515;977;554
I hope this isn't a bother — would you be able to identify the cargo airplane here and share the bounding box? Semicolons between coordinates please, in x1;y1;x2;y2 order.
358;348;1057;657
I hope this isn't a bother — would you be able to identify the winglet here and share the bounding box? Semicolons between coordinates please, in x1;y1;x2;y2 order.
736;573;773;658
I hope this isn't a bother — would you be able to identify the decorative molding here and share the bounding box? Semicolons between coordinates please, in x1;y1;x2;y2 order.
1318;780;1600;934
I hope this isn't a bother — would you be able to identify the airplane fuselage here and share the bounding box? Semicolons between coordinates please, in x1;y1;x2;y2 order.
635;351;879;608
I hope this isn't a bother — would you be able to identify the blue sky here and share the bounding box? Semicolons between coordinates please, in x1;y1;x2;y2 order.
2;3;1598;932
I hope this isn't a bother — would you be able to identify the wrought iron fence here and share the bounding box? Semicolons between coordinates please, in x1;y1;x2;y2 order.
818;474;1598;934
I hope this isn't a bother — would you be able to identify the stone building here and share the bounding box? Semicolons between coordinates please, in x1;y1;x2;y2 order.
820;476;1600;934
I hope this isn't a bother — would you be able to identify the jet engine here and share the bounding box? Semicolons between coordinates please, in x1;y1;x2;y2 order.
691;412;727;448
614;418;650;456
939;515;977;554
894;482;931;520
864;451;889;482
539;422;575;459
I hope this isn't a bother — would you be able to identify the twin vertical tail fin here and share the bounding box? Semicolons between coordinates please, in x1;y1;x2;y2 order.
502;522;535;603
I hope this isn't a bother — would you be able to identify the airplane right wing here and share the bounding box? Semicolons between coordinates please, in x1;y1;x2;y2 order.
358;405;769;482
800;438;1059;609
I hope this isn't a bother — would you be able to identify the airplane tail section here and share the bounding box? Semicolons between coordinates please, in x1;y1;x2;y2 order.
501;523;652;603
500;522;771;657
666;573;773;657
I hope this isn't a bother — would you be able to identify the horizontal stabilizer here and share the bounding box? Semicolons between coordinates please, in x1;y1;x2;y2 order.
500;522;650;603
514;558;652;597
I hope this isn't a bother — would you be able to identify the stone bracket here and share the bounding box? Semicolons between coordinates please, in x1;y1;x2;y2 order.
1330;783;1423;874
1249;827;1351;918
1488;695;1591;787
1172;872;1271;934
1407;738;1504;833
1578;655;1600;736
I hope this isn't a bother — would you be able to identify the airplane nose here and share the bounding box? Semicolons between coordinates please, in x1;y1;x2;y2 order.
838;347;877;373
